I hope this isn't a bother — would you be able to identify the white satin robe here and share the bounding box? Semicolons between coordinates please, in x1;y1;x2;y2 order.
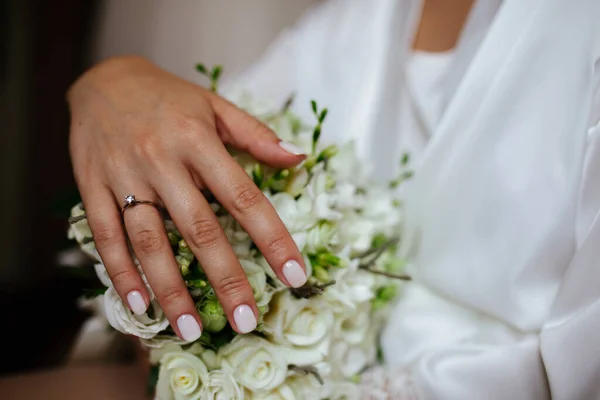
226;0;600;398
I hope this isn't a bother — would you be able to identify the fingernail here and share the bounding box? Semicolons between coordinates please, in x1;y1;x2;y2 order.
283;260;307;288
127;291;147;315
233;304;257;334
177;314;202;341
279;141;306;156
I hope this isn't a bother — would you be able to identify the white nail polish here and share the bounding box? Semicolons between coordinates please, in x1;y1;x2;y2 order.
283;260;307;288
177;314;202;341
279;141;306;156
233;304;257;334
127;291;147;315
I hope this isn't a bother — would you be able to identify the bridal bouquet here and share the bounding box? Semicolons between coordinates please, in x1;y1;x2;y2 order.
68;65;411;399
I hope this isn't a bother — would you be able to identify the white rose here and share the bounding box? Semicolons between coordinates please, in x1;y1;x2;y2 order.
103;287;169;339
263;292;333;365
68;203;101;261
219;214;252;259
285;374;324;399
149;343;183;364
218;335;287;392
152;343;220;370
156;352;210;400
142;335;187;351
240;260;273;308
248;383;295;400
194;347;220;371
334;303;371;346
204;369;245;400
330;306;378;379
94;263;113;287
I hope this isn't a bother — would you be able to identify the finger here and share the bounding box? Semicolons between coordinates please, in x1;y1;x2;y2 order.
80;183;150;316
152;168;259;334
208;91;307;168
187;143;308;289
121;186;203;342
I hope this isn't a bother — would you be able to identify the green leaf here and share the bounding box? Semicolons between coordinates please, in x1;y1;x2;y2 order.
167;232;180;246
313;265;330;282
319;108;328;123
311;100;318;115
401;152;410;166
312;126;321;147
252;164;264;188
199;327;237;351
376;344;385;364
211;65;223;81
371;233;388;248
195;63;208;74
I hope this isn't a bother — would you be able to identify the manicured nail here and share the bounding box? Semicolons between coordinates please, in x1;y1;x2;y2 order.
283;260;307;288
233;304;257;334
279;141;306;156
127;291;147;315
177;314;202;341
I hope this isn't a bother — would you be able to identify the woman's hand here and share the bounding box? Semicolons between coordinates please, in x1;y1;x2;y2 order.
68;56;308;341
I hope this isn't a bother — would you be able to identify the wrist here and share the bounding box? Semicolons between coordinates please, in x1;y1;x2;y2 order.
67;55;154;105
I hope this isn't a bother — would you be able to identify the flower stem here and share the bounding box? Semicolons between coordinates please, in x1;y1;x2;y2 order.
359;266;411;281
68;214;87;224
280;93;296;114
357;237;399;259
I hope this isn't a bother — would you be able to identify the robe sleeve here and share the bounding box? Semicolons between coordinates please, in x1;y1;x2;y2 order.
539;120;600;400
360;121;600;400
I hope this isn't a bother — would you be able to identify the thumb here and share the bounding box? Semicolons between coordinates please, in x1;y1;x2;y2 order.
209;93;306;168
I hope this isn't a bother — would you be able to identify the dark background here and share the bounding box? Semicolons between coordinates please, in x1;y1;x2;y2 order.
1;0;99;375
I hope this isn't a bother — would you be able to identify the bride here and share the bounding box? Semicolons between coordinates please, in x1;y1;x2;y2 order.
68;0;600;398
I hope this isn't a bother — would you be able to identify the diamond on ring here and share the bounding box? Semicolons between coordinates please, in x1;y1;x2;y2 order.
124;194;136;205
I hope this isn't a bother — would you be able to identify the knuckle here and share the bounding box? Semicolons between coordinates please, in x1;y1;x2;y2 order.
175;115;203;136
265;234;289;255
245;115;272;138
231;183;262;214
134;135;165;160
132;229;163;255
109;268;138;288
174;115;215;147
93;225;120;249
187;217;222;248
217;275;251;298
159;286;188;307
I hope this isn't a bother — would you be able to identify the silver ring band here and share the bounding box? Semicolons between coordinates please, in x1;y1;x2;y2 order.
121;194;162;219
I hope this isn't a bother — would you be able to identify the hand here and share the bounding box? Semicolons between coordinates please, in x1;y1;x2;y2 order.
68;56;308;341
